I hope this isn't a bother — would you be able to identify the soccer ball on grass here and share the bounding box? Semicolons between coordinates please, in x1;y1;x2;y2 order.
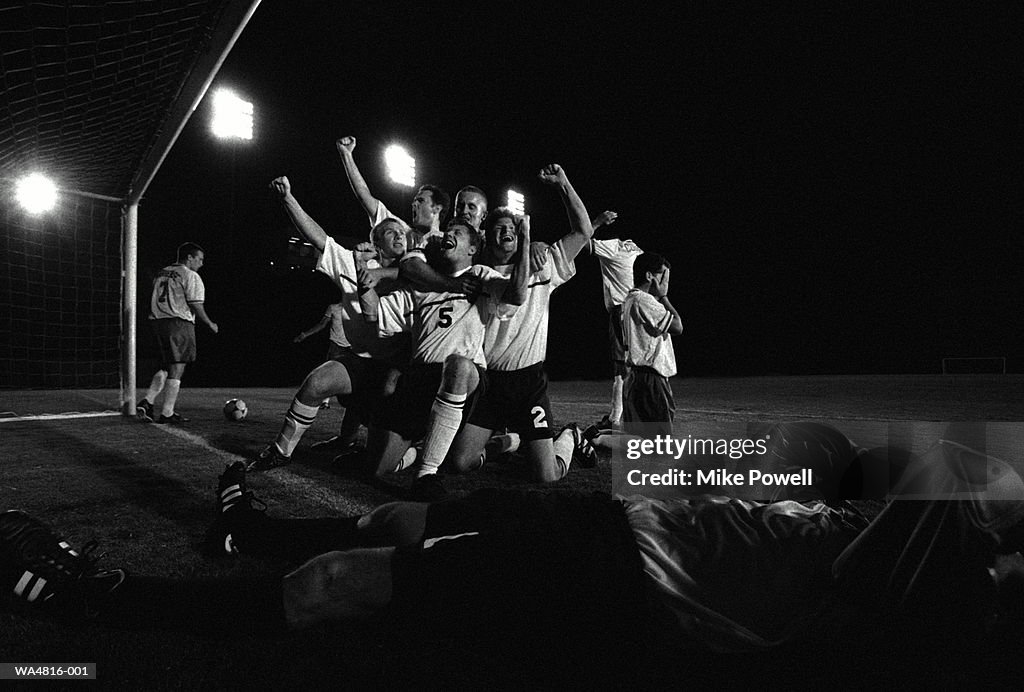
223;398;248;421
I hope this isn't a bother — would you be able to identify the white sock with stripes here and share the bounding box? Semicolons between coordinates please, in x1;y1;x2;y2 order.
276;399;320;456
416;390;466;478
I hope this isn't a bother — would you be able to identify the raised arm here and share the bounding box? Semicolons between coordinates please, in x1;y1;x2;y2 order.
500;215;531;306
268;176;329;253
537;164;595;260
336;136;383;224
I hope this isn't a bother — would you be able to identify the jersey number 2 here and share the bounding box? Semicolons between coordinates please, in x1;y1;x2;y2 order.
531;406;548;429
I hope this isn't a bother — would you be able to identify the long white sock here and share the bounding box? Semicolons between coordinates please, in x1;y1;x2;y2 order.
146;370;167;403
552;426;575;480
276;399;320;456
416;391;466;478
609;375;624;423
161;379;181;416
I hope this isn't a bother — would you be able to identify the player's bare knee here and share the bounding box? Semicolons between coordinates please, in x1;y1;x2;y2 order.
441;354;475;389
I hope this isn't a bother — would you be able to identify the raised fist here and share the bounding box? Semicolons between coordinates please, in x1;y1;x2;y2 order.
268;176;291;198
336;136;357;155
537;164;566;186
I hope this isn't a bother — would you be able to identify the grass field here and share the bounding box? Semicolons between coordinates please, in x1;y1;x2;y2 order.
1;375;1022;689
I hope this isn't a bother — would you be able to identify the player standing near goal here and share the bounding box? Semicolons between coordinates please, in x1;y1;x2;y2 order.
447;164;598;481
137;242;218;424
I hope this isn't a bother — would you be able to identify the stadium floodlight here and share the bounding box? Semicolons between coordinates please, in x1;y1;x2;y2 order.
15;172;59;214
210;88;254;140
507;189;525;217
384;144;416;187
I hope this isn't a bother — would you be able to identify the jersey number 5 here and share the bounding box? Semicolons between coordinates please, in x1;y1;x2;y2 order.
437;305;453;328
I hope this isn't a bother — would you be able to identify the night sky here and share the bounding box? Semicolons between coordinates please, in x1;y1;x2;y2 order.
135;2;1022;385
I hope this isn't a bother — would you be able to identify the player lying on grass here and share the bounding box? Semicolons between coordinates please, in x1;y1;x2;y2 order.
249;177;411;471
357;217;529;500
446;164;598;482
3;424;1022;685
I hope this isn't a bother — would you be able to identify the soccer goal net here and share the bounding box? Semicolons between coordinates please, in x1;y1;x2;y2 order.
1;195;122;389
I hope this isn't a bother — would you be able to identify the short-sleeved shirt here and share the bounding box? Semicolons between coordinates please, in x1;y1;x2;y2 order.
149;263;203;322
483;237;577;371
377;265;510;367
369;200;411;233
315;236;408;364
592;238;643;311
621;288;677;378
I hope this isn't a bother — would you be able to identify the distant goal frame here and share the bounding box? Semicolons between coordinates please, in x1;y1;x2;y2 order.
941;356;1007;375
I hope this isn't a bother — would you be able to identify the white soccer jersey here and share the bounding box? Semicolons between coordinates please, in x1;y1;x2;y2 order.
149;263;203;322
377;264;509;367
483;237;577;371
592;238;643;311
316;236;406;363
621;288;677;377
369;200;411;233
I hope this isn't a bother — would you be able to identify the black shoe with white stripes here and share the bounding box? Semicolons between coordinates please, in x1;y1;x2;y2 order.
0;510;124;614
203;462;266;556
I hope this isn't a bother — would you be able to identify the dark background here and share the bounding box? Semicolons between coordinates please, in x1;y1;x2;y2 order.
134;2;1023;385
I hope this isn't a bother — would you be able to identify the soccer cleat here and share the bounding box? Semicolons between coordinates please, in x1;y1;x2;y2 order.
594;415;620;434
136;399;155;423
217;462;265;516
409;474;447;502
562;423;598;469
155;413;190;425
203;462;266;556
0;510;125;612
247;444;291;472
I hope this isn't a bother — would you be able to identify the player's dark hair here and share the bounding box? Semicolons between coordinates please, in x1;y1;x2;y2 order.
417;184;450;220
446;218;483;252
633;252;671;286
177;242;205;263
483;206;516;244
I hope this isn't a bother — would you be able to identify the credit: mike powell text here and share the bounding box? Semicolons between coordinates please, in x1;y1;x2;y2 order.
625;467;814;488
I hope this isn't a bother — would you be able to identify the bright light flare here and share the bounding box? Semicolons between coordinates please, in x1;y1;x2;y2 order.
384;145;416;187
15;173;59;214
211;88;254;140
507;189;525;217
